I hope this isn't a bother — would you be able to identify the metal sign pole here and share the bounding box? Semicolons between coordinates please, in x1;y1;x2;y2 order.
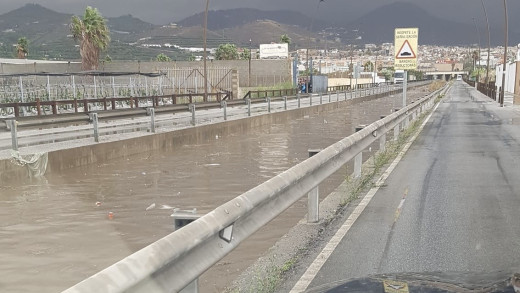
402;70;408;107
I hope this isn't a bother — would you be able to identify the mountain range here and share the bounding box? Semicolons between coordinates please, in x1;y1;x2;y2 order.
0;3;517;61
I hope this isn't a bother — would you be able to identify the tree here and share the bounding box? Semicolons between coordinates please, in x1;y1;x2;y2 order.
364;61;374;72
280;34;291;45
408;69;424;80
381;68;393;81
70;6;111;70
16;37;28;59
156;53;172;62
215;44;239;60
188;54;196;61
240;48;251;60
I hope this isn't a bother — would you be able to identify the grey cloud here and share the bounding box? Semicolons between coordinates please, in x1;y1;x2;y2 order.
0;0;515;29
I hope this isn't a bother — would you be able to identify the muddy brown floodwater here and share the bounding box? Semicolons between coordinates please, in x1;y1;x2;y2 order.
0;88;429;293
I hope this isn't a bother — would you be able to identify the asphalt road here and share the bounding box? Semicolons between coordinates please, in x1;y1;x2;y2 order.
291;81;520;291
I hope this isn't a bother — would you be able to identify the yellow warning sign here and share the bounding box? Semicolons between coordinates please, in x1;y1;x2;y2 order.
383;280;410;293
394;28;418;70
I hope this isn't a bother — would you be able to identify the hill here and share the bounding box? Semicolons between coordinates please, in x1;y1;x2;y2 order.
343;2;520;46
177;8;327;32
0;4;187;61
0;3;517;62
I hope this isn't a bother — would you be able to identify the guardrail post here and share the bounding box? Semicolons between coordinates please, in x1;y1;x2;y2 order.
92;113;99;142
172;212;201;293
354;126;366;178
297;94;301;108
344;91;347;101
190;104;196;126
9;120;18;151
222;101;227;120
336;90;339;101
267;98;271;113
393;124;399;141
328;92;331;102
379;133;386;152
307;149;321;223
283;96;287;110
320;93;323;104
309;94;313;106
146;108;156;133
354;152;362;179
246;98;251;116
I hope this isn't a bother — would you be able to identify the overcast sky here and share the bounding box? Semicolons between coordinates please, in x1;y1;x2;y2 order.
0;0;512;28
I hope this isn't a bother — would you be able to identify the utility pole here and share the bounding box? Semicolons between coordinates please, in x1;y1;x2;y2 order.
500;0;508;107
473;18;482;84
203;0;209;102
481;0;491;84
373;55;377;84
248;39;252;87
350;45;353;89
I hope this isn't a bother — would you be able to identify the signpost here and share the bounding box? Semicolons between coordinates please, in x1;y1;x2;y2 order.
394;28;418;107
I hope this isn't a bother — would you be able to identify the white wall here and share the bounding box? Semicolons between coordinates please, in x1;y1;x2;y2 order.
495;62;517;93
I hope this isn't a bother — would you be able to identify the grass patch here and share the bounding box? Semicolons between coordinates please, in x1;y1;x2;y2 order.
428;80;446;92
249;82;294;92
238;253;300;293
243;82;296;99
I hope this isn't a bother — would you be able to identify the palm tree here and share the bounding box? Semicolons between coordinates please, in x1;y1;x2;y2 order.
70;6;110;70
280;34;291;45
16;37;28;59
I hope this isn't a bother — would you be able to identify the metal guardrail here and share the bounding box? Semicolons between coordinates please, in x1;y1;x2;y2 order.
243;80;426;100
3;84;406;150
63;82;447;293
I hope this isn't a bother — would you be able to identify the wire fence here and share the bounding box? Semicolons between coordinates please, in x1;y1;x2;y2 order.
0;73;168;104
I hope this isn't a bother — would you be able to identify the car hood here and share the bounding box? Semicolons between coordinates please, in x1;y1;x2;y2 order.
304;271;519;293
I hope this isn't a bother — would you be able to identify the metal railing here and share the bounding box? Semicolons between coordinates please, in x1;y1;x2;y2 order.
0;92;231;118
242;88;298;100
3;84;404;150
463;79;497;101
63;83;447;293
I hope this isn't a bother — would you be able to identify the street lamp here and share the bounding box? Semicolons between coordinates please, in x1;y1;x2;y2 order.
500;0;508;107
203;0;209;102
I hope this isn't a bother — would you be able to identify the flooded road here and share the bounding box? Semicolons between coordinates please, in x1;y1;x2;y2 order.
0;88;428;292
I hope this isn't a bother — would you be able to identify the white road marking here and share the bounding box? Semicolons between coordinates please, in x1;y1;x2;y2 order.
290;96;444;293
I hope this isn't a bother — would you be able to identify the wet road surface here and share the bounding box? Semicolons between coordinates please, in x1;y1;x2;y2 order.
285;81;520;292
